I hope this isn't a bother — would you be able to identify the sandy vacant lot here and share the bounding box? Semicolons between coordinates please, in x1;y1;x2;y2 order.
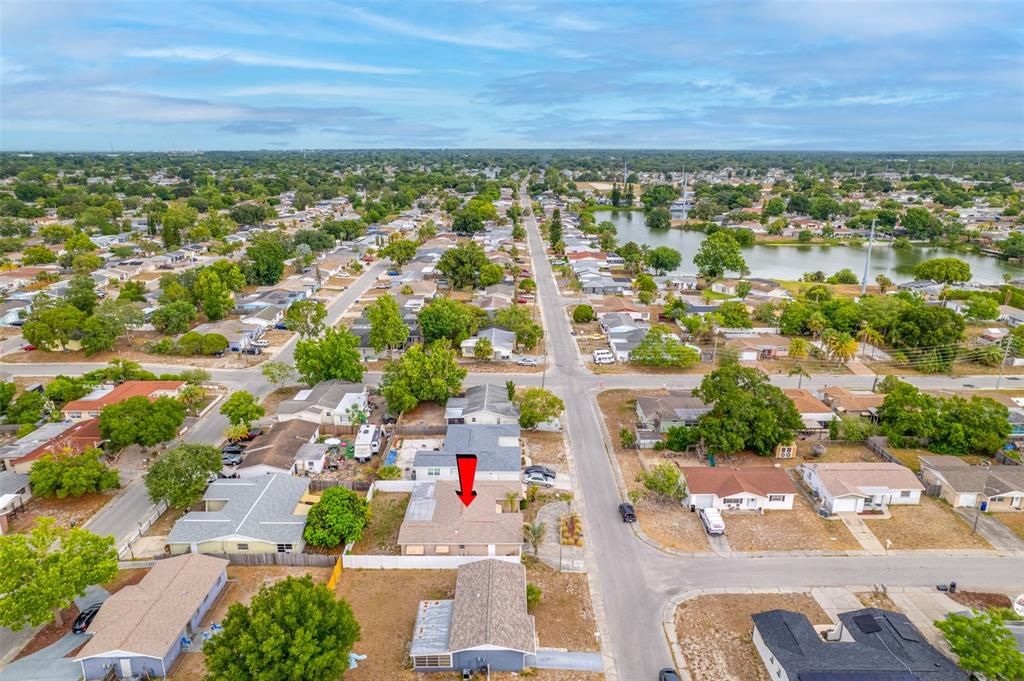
526;558;600;651
7;492;115;533
863;497;991;551
675;593;830;681
723;495;860;552
523;430;568;469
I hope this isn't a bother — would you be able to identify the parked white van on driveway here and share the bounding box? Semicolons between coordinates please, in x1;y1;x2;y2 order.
699;507;726;535
593;349;615;364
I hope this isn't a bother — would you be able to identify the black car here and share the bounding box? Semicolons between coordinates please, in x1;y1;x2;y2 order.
241;347;262;355
658;669;681;681
221;452;243;466
221;443;246;455
524;465;556;479
618;502;637;523
72;604;101;634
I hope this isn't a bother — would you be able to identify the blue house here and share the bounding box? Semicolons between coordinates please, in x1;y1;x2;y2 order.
75;553;229;679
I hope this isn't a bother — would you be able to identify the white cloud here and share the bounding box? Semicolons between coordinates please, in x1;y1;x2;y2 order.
125;46;417;75
224;83;428;101
342;5;535;51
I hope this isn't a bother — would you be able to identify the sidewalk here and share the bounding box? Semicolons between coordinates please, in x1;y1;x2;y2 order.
838;512;887;554
954;508;1024;553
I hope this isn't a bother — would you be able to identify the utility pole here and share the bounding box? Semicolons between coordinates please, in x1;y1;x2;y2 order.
860;219;877;297
681;166;689;221
996;336;1013;390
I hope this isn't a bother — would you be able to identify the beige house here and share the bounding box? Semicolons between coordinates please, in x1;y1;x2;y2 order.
800;462;924;514
398;481;522;557
920;455;1024;511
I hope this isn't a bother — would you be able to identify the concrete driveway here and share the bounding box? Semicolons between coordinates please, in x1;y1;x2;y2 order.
528;648;604;672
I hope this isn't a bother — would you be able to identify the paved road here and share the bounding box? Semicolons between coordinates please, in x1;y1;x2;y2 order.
516;183;1024;680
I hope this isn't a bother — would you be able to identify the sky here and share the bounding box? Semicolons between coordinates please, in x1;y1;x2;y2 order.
1;0;1022;151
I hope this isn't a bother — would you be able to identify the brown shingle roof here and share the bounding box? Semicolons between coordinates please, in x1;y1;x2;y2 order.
239;419;319;471
784;389;833;415
805;463;924;496
398;481;522;547
75;553;228;661
683;467;797;498
822;386;884;412
448;559;535;654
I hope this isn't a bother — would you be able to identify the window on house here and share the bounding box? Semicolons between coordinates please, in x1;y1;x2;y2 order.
427;467;440;477
899;490;912;498
413;655;452;668
435;545;449;554
276;544;293;553
768;495;786;502
722;498;742;505
236;543;249;551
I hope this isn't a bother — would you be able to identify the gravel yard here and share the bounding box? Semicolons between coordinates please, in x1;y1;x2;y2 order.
723;495;860;552
7;492;115;533
863;496;992;550
523;430;568;469
675;593;831;681
526;557;600;651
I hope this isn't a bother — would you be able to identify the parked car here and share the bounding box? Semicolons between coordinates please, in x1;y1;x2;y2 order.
221;452;243;466
592;349;615;365
699;507;725;536
21;344;36;351
516;357;539;366
72;604;101;634
221;443;246;454
517;297;528;304
523;472;554;488
382;412;399;425
251;339;270;348
239;428;263;441
241;347;262;355
658;669;681;681
524;465;556;479
618;502;637;523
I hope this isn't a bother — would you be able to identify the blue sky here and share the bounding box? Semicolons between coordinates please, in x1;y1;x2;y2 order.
1;1;1022;151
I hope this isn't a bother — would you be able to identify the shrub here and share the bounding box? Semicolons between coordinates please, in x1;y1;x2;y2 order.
376;465;401;480
201;333;228;355
619;428;636;448
526;583;542;612
572;304;595;323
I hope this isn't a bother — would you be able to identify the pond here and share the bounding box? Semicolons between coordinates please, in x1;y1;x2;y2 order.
595;209;1022;284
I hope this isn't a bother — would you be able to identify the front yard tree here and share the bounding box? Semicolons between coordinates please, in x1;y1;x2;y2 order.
151;300;198;334
473;336;493;361
0;518;118;629
145;444;222;509
65;273;99;315
294;327;364;385
381;341;467;413
203;576;360;681
23;302;86;351
693;231;746;279
437;242;488;289
261;360;295;387
366;294;410;353
419;298;483;345
193;269;233;321
29;449;120;498
245;231;290;285
379;237;417;268
494;304;543;351
647;245;681;274
219;390;264;427
694;363;802;456
99;396;186;450
515;387;564;429
936;608;1024;681
285;299;327;337
304;487;371;547
572;304;595;323
638;462;686;501
630;325;700;368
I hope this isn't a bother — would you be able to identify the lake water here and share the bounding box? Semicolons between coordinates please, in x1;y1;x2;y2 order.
596;209;1022;284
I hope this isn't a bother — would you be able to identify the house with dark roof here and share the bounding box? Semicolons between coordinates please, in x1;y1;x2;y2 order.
166;474;310;555
410;559;536;672
236;420;319;478
0;418;103;473
920;455;1024;511
446;384;520;425
276;380;368;427
683;467;797;511
413;423;521;482
752;608;967;681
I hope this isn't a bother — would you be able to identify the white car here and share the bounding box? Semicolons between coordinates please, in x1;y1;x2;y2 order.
592;349;615;365
523;472;554;488
251;339;271;348
517;357;539;366
699;507;726;536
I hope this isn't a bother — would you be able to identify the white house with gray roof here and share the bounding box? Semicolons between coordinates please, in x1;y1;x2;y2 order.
460;327;516;360
446;384;520;425
276;380;368;427
413;423;521;482
166;474;310;555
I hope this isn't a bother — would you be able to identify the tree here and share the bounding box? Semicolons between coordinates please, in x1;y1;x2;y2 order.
473;336;493;360
285;299;327;337
203;575;359;681
494;304;543;350
516;388;564;429
964;295;999;320
0;519;117;629
419;298;484;344
452;209;484;235
713;301;752;328
261;360;295;387
65;274;98;315
506;379;516;401
152;300;198;334
144;444;222;509
935;608;1024;681
913;257;971;284
117;279;147;302
294;327;364;385
901;206;943;240
647;245;681;274
23;303;86;351
630;325;700;368
365;294;409;353
7;390;45;425
638;463;686;501
437;242;488;289
245;231;290;285
303;487;370;547
99;396;185;450
523;522;546;557
220;390;264;427
0;381;15;415
875;274;894;293
193;269;233;321
177;383;206;414
547;208;562;245
693;231;746;279
380;341;466;413
646;207;671;230
931;395;1011;456
693;363;803;456
526;583;542;612
21;245;56;264
888;305;964;370
79;315;118;356
827;269;859;285
478;263;505;288
29;449;119;499
379;237;417;267
322;219;365;241
572;304;595;323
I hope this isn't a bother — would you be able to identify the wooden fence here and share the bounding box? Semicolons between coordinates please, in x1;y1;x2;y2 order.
204;551;340;567
394;425;447;436
865;436;901;465
308;479;372;493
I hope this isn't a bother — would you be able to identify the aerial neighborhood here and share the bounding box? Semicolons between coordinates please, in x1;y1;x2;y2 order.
0;148;1022;681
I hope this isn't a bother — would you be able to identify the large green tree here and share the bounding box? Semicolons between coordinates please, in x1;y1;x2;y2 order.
515;388;564;429
437;242;488;289
381;341;467;413
646;245;681;274
936;608;1024;680
203;576;360;681
493;304;543;351
285;299;327;338
294;327;364;385
693;231;746;279
418;298;484;345
144;444;222;509
303;487;370;548
29;450;120;498
365;294;409;353
99;396;186;450
219;390;265;427
23;302;87;351
151;300;198;334
245;231;290;285
193;269;233;321
0;519;118;629
913;257;971;284
630;325;700;368
379;237;417;267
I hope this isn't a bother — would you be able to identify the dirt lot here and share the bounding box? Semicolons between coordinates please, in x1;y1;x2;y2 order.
856;590;899;610
863;497;992;550
947;590;1013;610
336;569;456;681
724;442;885;470
7;492;115;533
722;495;860;552
260;385;300;413
675;593;831;681
399;401;446;427
523;430;568;469
351;492;409;555
996;512;1024;541
525;557;600;651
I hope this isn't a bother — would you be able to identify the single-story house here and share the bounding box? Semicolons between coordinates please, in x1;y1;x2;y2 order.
460;327;515;360
752;608;967;681
413;423;521;482
446;384;519;425
293;442;329;476
240;305;284;329
784;389;838;435
998;305;1024;328
592;299;651;321
410;559;536;673
276;380;368;427
634;391;711;448
63;381;184;421
898;279;944;297
919;455;1024;511
727;334;791;361
0;299;32;325
683;467;797;511
236;420;320;477
166;474;311;555
75;553;229;680
0;418;103;473
0;470;31;535
799;462;924;514
397;480;522;557
821;386;883;419
192;320;263;352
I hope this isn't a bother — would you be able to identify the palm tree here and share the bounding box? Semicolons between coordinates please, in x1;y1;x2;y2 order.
807;314;827;339
523;522;546;557
827;331;858;365
788;365;810;390
505;380;516;401
504;491;520;513
788;337;810;360
178;384;206;416
857;323;883;359
875;274;893;294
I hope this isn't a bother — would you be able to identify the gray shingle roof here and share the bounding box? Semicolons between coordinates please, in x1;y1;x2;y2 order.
446;384;519;420
166;474;310;546
277;380;365;416
448;559;535;654
413;423;521;472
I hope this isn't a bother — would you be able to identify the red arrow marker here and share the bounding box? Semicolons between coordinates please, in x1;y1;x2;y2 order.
455;454;478;508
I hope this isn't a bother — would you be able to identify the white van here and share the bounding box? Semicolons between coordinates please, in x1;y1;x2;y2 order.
699;507;726;536
593;349;615;365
